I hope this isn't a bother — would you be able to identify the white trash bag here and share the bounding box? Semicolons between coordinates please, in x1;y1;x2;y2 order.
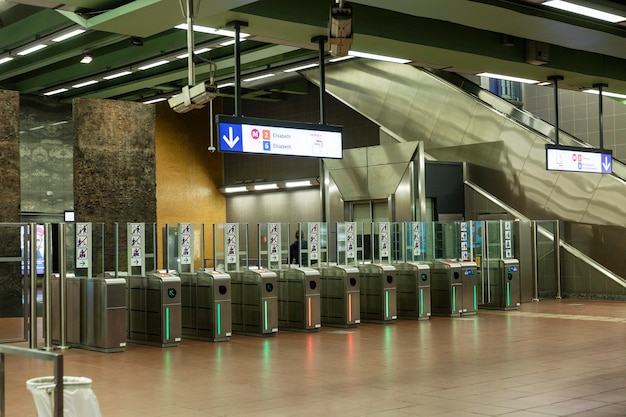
26;376;102;417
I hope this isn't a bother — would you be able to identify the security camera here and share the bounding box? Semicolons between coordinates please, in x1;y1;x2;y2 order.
329;2;352;57
168;82;218;113
208;146;216;153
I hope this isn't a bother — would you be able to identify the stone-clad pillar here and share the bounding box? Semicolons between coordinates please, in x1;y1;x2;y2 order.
73;98;157;271
0;90;20;222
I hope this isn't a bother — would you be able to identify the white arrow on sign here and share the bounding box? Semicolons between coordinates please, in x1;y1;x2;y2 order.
222;126;240;149
603;156;612;172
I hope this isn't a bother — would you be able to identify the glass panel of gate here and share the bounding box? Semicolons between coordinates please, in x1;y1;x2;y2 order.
214;223;249;272
336;222;363;266
535;220;558;298
0;223;28;342
163;223;205;273
432;222;460;260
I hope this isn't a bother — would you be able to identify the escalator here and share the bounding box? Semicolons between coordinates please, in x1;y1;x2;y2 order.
303;59;626;298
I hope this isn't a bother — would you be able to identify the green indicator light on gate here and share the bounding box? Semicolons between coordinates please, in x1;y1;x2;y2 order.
217;303;221;335
419;288;424;315
506;282;511;306
452;287;457;312
166;307;170;340
473;285;477;310
264;300;269;331
385;290;389;318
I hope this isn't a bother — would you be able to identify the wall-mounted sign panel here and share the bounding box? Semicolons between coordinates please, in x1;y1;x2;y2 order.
546;145;612;174
216;115;342;159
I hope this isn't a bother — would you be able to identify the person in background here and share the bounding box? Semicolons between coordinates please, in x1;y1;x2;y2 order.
290;231;307;266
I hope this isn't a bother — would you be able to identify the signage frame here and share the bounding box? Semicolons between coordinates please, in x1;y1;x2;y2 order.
545;144;612;174
216;115;343;159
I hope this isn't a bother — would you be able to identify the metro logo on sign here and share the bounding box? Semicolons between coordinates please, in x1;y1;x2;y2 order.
217;115;342;158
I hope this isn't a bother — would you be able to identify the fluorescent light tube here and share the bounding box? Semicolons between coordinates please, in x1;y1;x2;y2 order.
583;89;626;99
543;0;626;23
224;186;248;193
52;29;86;42
329;56;355;63
254;183;279;191
143;97;167;104
477;72;539;84
72;80;98;88
43;88;68;96
243;73;275;82
103;71;133;80
137;60;169;70
348;50;410;64
16;44;47;56
285;180;313;188
284;63;318;73
0;56;14;65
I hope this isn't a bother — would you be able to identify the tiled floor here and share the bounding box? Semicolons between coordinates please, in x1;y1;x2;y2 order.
4;299;626;417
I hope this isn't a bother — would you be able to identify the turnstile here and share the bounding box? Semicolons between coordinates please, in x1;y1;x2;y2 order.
317;265;360;327
128;272;181;347
481;259;520;310
53;275;127;352
395;262;431;320
277;267;321;332
230;269;278;336
357;263;397;323
431;260;477;317
180;269;232;342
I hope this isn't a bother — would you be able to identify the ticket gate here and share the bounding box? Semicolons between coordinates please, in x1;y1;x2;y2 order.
277;267;321;332
53;275;127;352
357;264;397;323
481;259;520;310
230;269;278;336
317;265;360;327
395;262;431;320
128;271;181;347
431;260;477;317
430;261;464;317
180;269;232;342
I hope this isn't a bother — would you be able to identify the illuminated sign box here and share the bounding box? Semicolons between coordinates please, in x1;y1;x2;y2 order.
545;144;612;174
216;115;343;159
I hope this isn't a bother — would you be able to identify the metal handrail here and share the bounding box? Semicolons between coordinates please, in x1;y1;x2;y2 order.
0;344;64;417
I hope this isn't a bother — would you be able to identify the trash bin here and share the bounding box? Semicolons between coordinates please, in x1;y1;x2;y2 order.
26;376;102;417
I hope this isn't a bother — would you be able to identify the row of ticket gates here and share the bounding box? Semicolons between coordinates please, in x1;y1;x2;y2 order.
52;259;520;353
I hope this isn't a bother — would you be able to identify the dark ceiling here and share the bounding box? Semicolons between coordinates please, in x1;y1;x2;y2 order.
2;0;626;104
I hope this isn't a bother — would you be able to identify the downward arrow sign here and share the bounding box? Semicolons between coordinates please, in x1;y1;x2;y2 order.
223;126;240;149
603;156;612;172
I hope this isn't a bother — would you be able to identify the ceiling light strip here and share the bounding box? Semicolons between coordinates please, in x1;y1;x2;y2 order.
477;72;539;84
542;0;626;23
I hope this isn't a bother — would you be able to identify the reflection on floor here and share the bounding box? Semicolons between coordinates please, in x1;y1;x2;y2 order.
4;299;626;417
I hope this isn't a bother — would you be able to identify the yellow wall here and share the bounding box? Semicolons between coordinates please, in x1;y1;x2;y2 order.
155;101;226;269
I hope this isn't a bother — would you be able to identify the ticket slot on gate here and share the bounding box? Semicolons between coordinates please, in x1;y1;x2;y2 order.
181;269;232;342
395;262;431;320
277;267;321;332
317;265;360;328
357;263;397;323
128;272;181;347
230;269;278;336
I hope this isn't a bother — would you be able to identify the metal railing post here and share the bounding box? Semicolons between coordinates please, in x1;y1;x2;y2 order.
554;220;562;299
43;223;54;351
29;223;38;349
531;221;540;302
58;224;69;350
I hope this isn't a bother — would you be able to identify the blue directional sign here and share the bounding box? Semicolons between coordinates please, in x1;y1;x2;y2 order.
546;144;612;174
217;115;343;158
